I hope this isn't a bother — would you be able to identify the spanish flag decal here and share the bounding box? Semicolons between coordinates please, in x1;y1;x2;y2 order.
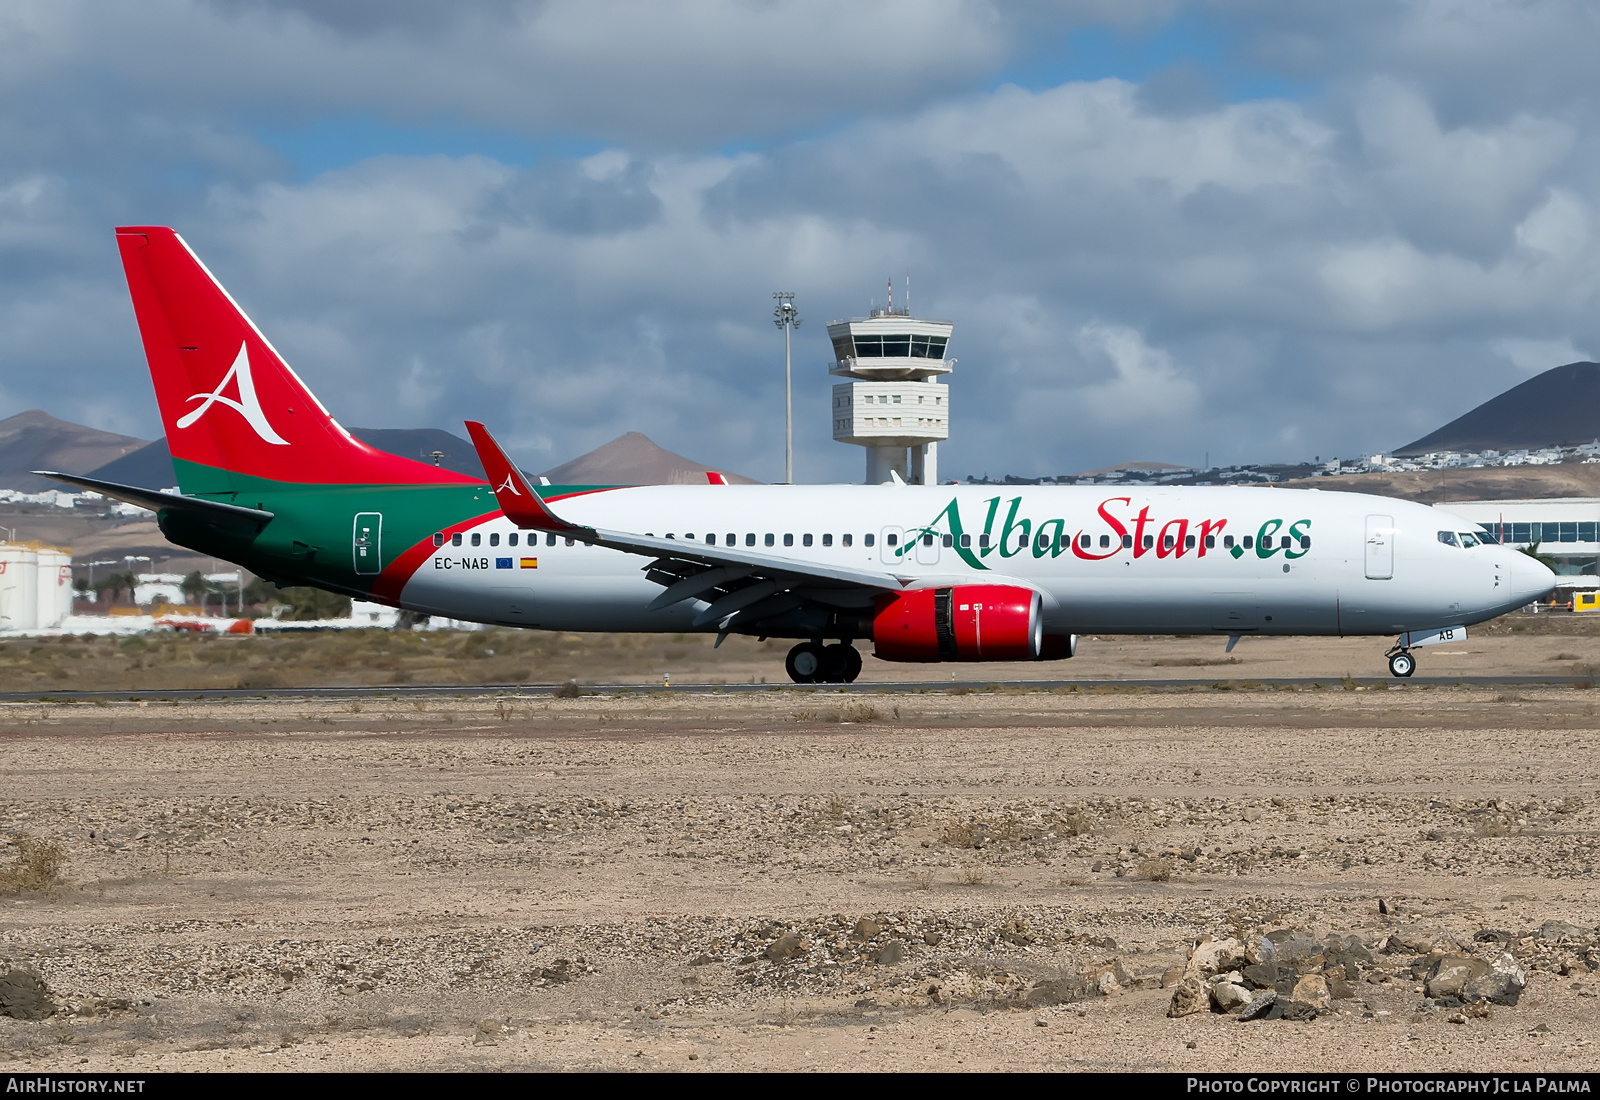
520;557;538;569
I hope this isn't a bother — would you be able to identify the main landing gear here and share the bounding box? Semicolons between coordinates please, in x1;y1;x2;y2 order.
1386;647;1416;678
786;642;863;684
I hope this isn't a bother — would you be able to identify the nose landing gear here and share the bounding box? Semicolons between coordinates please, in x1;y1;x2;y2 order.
1386;647;1415;678
785;642;862;683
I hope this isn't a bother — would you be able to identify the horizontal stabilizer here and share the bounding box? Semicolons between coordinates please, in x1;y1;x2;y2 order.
35;471;275;528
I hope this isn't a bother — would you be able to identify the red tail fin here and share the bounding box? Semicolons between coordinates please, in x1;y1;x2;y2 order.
115;226;478;487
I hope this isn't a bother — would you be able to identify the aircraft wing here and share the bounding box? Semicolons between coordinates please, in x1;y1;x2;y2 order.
465;421;909;633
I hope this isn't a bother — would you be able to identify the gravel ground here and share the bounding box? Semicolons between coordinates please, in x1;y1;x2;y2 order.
1;659;1599;1071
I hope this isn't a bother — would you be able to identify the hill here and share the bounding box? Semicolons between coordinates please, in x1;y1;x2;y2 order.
1282;462;1600;503
0;410;148;492
540;432;759;485
1395;361;1600;456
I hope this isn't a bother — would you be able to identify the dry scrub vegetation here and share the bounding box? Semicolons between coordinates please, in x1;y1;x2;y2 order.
0;834;66;896
0;628;788;692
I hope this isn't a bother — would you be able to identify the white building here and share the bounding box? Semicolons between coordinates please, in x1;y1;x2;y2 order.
827;303;952;485
1442;497;1600;576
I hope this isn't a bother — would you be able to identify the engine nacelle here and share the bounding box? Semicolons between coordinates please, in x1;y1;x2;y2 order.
872;584;1044;662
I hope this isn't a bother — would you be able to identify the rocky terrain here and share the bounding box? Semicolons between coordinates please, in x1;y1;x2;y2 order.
1;684;1598;1071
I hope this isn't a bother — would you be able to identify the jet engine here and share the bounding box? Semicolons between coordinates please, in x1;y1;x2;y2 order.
872;584;1051;662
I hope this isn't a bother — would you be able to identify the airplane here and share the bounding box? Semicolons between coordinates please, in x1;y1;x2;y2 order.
41;227;1556;684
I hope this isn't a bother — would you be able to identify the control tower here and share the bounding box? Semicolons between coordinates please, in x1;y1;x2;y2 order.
827;294;953;485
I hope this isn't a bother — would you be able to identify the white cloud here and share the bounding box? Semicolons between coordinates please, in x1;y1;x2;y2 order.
1075;323;1200;426
5;1;1600;478
1492;337;1592;374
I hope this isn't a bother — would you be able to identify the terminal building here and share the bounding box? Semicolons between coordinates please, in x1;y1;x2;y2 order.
827;298;952;485
1444;498;1599;576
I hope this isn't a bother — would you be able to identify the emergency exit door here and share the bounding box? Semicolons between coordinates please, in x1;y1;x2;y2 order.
353;512;382;575
1365;514;1393;579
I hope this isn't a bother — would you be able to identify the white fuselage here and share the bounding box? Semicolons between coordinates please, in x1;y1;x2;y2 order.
397;484;1553;637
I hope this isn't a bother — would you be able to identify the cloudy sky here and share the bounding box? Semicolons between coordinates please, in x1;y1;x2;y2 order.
3;0;1599;482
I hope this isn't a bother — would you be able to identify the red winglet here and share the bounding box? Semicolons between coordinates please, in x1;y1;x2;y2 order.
706;470;728;485
464;421;587;533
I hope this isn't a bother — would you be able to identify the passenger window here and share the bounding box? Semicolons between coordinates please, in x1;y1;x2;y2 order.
979;534;990;549
802;534;813;547
509;533;518;547
1299;536;1311;549
822;534;833;547
765;533;775;547
1185;535;1195;549
665;533;676;540
1100;535;1110;548
1223;535;1234;548
1143;536;1154;549
922;533;933;547
433;533;444;547
547;533;557;546
942;534;953;548
1280;536;1292;549
783;533;794;547
1163;535;1174;550
843;534;853;547
489;533;499;547
1242;536;1253;549
726;533;735;545
1122;534;1133;548
864;534;874;547
471;533;481;546
959;534;971;548
1204;535;1214;549
565;538;575;547
1437;531;1459;547
1079;534;1091;549
746;533;755;546
452;533;463;547
706;534;716;544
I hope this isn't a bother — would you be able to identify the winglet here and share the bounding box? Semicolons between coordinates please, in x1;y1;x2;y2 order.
464;421;589;534
706;470;728;486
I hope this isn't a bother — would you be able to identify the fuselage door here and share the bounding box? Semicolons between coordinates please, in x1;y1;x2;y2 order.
353;512;382;576
1365;514;1394;580
880;525;906;565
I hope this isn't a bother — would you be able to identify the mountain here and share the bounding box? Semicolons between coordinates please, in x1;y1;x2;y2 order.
1395;361;1600;456
86;427;486;489
0;410;149;492
540;432;759;485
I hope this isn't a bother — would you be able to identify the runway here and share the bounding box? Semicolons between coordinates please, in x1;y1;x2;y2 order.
0;672;1590;703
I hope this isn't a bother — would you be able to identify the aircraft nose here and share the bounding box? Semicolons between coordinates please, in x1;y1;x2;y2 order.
1512;553;1557;606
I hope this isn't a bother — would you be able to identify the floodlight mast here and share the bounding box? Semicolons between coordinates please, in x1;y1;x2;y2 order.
772;291;801;484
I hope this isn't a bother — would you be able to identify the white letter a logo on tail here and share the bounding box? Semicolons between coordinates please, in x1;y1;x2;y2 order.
497;474;522;496
176;342;289;445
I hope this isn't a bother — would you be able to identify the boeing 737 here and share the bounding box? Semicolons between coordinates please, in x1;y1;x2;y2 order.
41;227;1557;683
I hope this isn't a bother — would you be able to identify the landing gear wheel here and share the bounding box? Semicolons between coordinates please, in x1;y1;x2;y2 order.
818;643;861;684
786;642;825;684
1388;650;1415;678
841;645;862;684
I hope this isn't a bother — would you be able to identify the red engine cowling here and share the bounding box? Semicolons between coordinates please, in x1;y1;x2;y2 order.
872;585;1043;662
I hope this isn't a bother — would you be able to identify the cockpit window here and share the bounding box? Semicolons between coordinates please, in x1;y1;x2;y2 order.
1458;531;1481;548
1474;527;1498;545
1437;530;1460;547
